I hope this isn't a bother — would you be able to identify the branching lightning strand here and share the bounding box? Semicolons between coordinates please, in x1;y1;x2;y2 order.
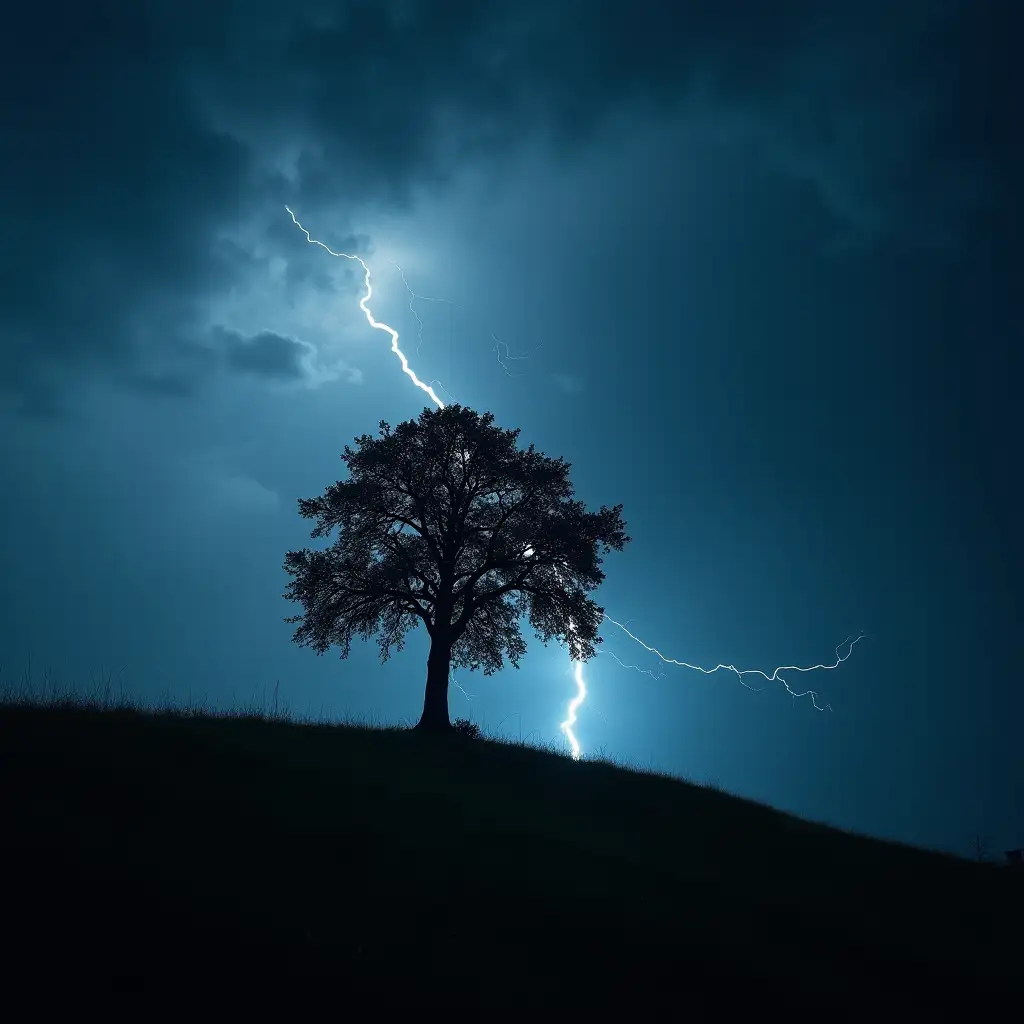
492;335;544;378
388;259;543;387
388;260;453;358
597;649;667;682
602;618;867;713
285;207;865;761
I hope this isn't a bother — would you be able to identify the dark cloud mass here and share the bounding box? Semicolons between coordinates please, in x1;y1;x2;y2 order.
214;326;313;381
0;0;1016;408
0;0;1020;861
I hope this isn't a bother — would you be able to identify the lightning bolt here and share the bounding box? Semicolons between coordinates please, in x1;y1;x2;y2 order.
601;618;866;713
517;542;587;759
561;656;587;760
286;207;865;760
285;207;449;410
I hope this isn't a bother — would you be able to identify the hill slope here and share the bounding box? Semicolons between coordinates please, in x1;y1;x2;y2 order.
2;702;1021;1010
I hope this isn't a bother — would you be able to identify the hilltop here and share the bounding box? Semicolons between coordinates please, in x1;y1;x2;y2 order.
2;698;1021;1011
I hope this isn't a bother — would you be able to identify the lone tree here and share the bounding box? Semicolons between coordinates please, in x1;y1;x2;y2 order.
283;404;629;731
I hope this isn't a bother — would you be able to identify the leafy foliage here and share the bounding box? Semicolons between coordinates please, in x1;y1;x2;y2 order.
282;404;629;678
453;717;483;740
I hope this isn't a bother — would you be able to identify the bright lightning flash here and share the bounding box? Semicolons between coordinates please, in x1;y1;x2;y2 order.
286;207;865;761
285;207;448;410
520;542;586;759
562;657;587;760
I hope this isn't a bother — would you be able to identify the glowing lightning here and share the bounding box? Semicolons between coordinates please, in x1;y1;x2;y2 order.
286;207;865;760
518;543;586;759
602;618;866;713
286;205;587;752
560;623;863;758
285;207;448;410
562;656;587;760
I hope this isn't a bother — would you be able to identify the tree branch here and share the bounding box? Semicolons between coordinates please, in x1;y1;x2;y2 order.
395;471;443;562
381;528;437;601
451;488;537;597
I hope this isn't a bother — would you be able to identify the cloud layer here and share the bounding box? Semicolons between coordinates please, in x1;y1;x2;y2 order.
0;0;1014;410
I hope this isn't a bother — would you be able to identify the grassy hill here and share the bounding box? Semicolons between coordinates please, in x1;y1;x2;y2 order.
2;696;1021;1011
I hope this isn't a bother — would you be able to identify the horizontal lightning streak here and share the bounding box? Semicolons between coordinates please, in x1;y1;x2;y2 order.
601;617;866;713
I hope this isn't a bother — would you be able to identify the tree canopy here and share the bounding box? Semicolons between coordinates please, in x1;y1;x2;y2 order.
282;404;629;729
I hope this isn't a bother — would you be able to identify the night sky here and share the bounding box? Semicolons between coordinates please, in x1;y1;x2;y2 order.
2;1;1019;858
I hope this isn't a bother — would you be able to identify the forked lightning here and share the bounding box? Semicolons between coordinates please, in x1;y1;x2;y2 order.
285;207;864;758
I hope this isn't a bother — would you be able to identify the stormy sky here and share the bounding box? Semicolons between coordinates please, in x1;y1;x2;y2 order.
1;0;1019;858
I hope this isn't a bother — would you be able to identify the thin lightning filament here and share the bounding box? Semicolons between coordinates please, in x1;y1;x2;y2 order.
286;208;864;760
603;617;866;713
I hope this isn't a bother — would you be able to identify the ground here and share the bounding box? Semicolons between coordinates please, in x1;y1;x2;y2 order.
2;699;1021;1012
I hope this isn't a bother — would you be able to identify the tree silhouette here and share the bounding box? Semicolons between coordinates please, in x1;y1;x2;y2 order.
283;404;630;731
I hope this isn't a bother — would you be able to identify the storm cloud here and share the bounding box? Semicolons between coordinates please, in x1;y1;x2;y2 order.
216;327;314;381
0;0;1015;411
0;0;1020;858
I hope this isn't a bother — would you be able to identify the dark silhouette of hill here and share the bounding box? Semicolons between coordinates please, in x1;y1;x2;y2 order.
2;697;1021;1012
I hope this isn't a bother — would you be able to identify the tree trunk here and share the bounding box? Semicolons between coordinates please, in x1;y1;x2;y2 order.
416;632;452;731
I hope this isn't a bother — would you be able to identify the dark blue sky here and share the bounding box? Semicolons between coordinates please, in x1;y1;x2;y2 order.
1;1;1019;858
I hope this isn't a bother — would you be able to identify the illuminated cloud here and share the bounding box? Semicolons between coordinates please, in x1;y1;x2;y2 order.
0;2;1012;411
216;327;314;381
